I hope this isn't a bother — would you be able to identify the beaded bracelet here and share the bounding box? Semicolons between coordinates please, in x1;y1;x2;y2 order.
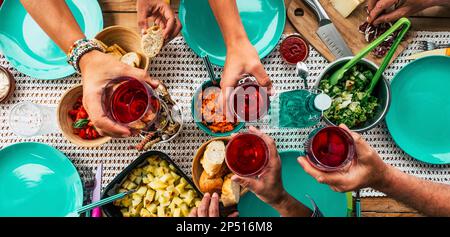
67;39;105;73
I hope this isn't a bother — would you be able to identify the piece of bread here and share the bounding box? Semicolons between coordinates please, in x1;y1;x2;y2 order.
221;174;240;207
200;141;226;177
120;52;141;68
141;25;164;58
199;171;223;194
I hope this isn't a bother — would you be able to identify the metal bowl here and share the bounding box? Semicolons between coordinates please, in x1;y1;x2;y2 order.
314;57;391;133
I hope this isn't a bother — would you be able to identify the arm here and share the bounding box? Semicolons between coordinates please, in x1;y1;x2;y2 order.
20;0;158;137
374;165;450;216
232;127;313;217
299;124;450;216
207;0;272;93
368;0;450;25
20;0;84;53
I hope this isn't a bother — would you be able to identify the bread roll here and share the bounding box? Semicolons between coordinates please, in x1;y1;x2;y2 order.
199;171;223;194
221;174;240;207
201;141;225;177
121;52;141;68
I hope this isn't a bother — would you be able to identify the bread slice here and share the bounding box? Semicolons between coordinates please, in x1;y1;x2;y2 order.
221;173;240;207
201;140;225;177
121;52;141;68
199;171;223;194
141;25;164;58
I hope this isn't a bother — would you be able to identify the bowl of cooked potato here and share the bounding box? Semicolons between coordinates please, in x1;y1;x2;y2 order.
192;137;247;209
102;151;202;217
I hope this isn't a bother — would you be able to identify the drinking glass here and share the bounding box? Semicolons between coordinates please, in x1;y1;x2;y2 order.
8;101;58;137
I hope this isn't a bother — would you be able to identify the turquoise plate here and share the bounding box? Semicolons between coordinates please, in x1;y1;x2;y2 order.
386;56;450;164
238;151;352;217
0;142;83;217
0;0;103;80
179;0;286;66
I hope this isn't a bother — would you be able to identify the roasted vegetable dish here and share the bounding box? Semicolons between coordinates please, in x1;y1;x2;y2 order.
319;64;379;128
68;96;102;140
199;87;238;133
114;155;201;217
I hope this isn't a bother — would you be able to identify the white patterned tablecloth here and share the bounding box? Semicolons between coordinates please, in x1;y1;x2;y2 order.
1;32;449;197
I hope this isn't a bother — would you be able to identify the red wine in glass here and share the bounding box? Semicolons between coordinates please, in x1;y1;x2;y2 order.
226;133;269;177
230;77;269;122
103;77;160;127
306;126;355;172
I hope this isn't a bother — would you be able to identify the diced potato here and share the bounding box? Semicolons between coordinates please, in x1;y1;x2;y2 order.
148;203;157;213
194;199;201;208
144;189;155;207
183;190;195;206
140;208;152;217
160;160;169;168
135;176;143;185
149;180;168;190
172;196;183;206
132;196;143;207
160;173;173;184
136;186;148;196
122;198;132;208
180;203;189;217
175;182;186;194
132;168;143;176
157;206;165;217
142;177;150;184
128;174;137;182
122;180;131;189
170;171;180;181
121;208;130;217
173;208;181;217
118;188;128;193
169;164;176;171
126;182;137;190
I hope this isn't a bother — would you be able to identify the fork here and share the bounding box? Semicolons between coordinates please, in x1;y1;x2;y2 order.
419;41;450;51
79;167;96;217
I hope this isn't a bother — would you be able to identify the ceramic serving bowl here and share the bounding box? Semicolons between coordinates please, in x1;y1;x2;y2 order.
57;85;111;147
192;137;247;196
191;79;245;137
95;26;150;71
0;65;15;103
315;57;391;133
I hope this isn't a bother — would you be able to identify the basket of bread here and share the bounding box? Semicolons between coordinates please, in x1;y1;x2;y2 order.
192;137;247;208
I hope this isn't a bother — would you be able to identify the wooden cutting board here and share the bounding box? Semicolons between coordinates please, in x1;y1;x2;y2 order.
287;0;413;65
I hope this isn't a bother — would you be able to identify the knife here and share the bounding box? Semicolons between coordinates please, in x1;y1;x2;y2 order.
406;48;450;60
91;163;103;217
302;0;353;58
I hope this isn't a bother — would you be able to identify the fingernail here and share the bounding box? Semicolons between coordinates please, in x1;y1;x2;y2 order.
231;175;239;181
204;192;210;197
212;193;219;198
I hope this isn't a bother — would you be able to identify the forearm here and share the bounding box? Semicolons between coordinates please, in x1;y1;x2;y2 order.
20;0;85;53
429;0;450;7
270;191;313;217
374;165;450;216
207;0;248;47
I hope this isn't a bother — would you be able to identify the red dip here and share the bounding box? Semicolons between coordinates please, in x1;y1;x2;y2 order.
279;35;309;64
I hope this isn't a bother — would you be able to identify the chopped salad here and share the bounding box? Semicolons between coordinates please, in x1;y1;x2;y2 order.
319;64;379;128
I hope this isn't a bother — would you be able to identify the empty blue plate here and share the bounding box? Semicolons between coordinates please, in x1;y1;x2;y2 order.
0;0;103;79
386;56;450;164
238;151;352;217
0;142;83;217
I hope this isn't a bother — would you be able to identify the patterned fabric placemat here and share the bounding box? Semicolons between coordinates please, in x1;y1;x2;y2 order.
1;32;449;197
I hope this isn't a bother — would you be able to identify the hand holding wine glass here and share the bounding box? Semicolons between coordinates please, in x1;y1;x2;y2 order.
79;50;159;138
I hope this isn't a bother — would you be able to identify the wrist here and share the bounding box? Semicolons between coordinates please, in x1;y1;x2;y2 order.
224;31;248;49
371;164;397;192
268;189;290;208
79;50;103;74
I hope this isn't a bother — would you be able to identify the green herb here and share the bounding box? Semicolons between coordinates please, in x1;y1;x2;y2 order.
319;64;379;128
73;118;89;129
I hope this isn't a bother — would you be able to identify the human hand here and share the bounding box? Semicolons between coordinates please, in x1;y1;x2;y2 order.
137;0;181;40
79;50;159;138
231;126;288;206
367;0;435;25
189;193;239;217
297;124;392;192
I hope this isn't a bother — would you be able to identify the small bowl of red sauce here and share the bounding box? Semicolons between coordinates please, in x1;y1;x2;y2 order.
279;34;309;64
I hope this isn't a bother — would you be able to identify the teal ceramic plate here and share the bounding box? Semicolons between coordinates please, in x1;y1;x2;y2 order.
0;0;103;80
179;0;286;66
0;142;83;217
386;56;450;164
238;151;352;217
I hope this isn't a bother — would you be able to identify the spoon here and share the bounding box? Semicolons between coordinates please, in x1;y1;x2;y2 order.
296;62;309;90
328;17;411;94
201;55;219;86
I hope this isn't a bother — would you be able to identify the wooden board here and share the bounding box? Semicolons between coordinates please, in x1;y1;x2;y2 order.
287;0;412;65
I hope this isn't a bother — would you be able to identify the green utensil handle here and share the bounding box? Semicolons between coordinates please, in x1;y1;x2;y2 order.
76;190;133;214
330;18;411;86
366;18;411;94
